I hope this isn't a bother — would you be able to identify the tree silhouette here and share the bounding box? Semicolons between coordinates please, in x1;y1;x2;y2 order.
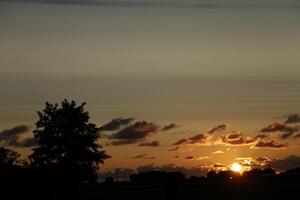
0;146;20;169
29;99;110;182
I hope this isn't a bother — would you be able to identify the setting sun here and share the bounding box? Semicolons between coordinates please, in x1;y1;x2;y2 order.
231;163;242;173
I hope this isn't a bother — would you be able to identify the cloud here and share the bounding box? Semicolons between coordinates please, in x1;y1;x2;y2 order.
139;140;160;147
172;138;188;146
226;131;241;139
0;125;34;147
99;117;134;132
0;125;31;139
218;131;256;146
3;0;300;10
131;153;156;159
211;163;228;171
260;120;300;139
174;155;180;159
255;157;272;166
254;133;268;139
267;155;300;171
185;156;194;160
196;156;209;160
168;146;180;151
212;150;224;154
108;121;160;145
284;113;300;124
235;157;256;166
260;122;293;133
260;122;300;139
171;124;227;146
172;133;210;146
207;124;228;134
161;123;180;131
15;137;36;147
294;133;300;138
253;140;287;149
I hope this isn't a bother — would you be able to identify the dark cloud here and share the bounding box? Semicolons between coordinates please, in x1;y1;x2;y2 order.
172;138;187;146
0;125;34;147
253;140;287;149
168;146;180;151
260;122;293;133
254;133;268;139
131;153;156;159
108;140;136;146
16;137;36;147
219;131;256;146
207;124;228;134
99;117;134;132
171;124;228;146
174;155;180;159
260;120;300;139
294;133;300;138
267;155;300;171
212;163;227;169
108;121;160;145
284;113;300;124
280;132;294;139
139;140;160;147
256;157;272;166
161;123;179;131
260;122;300;139
0;125;31;139
172;133;210;146
226;131;241;139
185;156;194;160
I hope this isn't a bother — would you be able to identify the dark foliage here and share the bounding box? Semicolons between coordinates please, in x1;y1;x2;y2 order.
29;99;110;182
0;146;20;169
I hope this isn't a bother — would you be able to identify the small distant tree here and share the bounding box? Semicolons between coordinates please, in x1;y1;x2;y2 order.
29;99;110;182
0;146;20;169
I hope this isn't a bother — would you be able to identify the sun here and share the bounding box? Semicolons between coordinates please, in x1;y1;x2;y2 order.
231;163;242;173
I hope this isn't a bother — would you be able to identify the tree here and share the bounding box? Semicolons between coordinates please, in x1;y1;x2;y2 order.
29;99;110;182
0;146;20;169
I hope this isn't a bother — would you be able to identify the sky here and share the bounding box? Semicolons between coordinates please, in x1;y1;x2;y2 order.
1;0;300;176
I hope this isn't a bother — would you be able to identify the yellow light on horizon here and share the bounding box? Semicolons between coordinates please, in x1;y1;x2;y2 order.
231;163;242;173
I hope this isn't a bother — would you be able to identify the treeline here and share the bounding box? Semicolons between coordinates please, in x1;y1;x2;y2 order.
0;100;110;199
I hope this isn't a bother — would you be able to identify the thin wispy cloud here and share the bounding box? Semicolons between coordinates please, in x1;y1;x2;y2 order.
2;0;300;9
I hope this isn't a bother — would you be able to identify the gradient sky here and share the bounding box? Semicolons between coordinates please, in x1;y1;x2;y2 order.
1;0;300;173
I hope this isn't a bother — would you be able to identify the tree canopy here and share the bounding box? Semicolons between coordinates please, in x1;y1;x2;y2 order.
0;146;20;169
30;99;110;182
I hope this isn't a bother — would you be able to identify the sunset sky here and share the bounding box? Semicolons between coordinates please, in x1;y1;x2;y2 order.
1;0;300;176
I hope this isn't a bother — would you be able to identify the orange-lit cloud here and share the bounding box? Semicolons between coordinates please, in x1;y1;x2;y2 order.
212;150;225;154
161;123;180;132
139;140;160;147
131;153;156;159
168;146;180;151
218;131;256;146
252;140;287;149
